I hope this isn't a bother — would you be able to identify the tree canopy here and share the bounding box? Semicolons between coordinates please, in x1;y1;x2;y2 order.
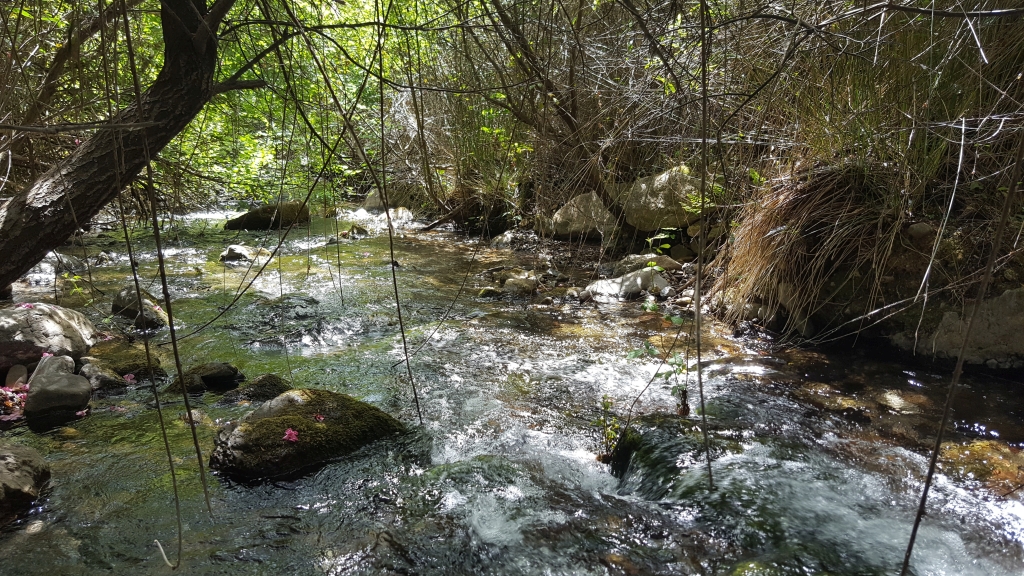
2;0;1023;296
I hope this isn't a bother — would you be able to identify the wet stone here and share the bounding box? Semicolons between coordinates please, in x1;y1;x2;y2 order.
209;389;404;480
165;362;245;394
0;442;51;526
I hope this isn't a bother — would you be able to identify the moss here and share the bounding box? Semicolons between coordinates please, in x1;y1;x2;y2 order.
939;440;1024;483
220;373;292;403
85;339;164;377
164;362;243;394
210;389;404;480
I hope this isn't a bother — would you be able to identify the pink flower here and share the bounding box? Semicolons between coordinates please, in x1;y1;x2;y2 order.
282;428;299;442
123;374;136;384
153;305;162;311
75;409;88;417
313;414;325;422
42;352;53;358
17;303;34;309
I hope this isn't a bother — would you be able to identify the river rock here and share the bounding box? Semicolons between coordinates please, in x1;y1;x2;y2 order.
604;253;683;277
24;355;91;422
209;389;404;480
890;288;1024;367
585;268;670;299
503;277;538;296
490;230;515;249
906;222;935;247
165;362;245;394
111;286;169;329
543;192;617;240
0;442;51;526
82;338;164;378
0;284;11;300
219;245;272;264
0;303;98;373
219;374;293;404
610;166;704;232
224;201;310;230
939;439;1024;484
669;243;695;262
5;365;27;387
43;252;87;274
79;362;125;391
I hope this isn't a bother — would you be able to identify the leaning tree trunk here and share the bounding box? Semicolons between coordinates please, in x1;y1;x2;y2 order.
0;0;233;289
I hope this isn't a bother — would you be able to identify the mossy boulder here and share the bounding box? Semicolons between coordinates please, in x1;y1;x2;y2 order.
164;362;245;394
209;389;404;480
219;373;292;404
224;202;310;231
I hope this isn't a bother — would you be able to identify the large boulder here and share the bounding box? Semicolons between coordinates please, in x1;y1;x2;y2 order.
165;362;245;394
209;389;404;480
225;202;310;230
111;286;169;329
0;442;50;526
610;166;704;232
542;192;617;240
891;288;1024;368
585;268;670;300
24;355;91;423
0;303;98;374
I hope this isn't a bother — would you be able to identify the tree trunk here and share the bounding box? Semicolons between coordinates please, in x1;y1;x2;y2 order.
0;0;232;289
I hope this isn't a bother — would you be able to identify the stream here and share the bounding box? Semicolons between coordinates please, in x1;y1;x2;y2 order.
1;210;1022;575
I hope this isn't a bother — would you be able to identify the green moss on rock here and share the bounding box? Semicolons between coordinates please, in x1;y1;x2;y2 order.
164;362;244;394
85;338;164;377
219;373;292;403
209;389;404;480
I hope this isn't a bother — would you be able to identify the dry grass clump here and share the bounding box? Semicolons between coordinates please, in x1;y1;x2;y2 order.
716;163;907;339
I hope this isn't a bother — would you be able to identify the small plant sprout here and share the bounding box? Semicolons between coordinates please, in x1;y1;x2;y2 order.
592;394;621;457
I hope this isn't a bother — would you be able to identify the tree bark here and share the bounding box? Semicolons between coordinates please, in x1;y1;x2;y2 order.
0;0;234;289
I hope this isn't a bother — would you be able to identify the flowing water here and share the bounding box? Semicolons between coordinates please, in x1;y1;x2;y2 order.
1;211;1022;575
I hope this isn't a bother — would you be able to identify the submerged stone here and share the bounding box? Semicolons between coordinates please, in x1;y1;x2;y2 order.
83;338;164;378
209;389;404;480
0;442;50;526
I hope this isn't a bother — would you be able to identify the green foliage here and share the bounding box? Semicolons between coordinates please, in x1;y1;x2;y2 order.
646;230;676;254
591;394;620;456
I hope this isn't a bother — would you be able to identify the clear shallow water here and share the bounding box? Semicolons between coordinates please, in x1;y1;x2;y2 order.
1;212;1022;575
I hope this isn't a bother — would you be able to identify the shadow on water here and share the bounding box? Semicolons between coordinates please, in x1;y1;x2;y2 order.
1;212;1022;575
